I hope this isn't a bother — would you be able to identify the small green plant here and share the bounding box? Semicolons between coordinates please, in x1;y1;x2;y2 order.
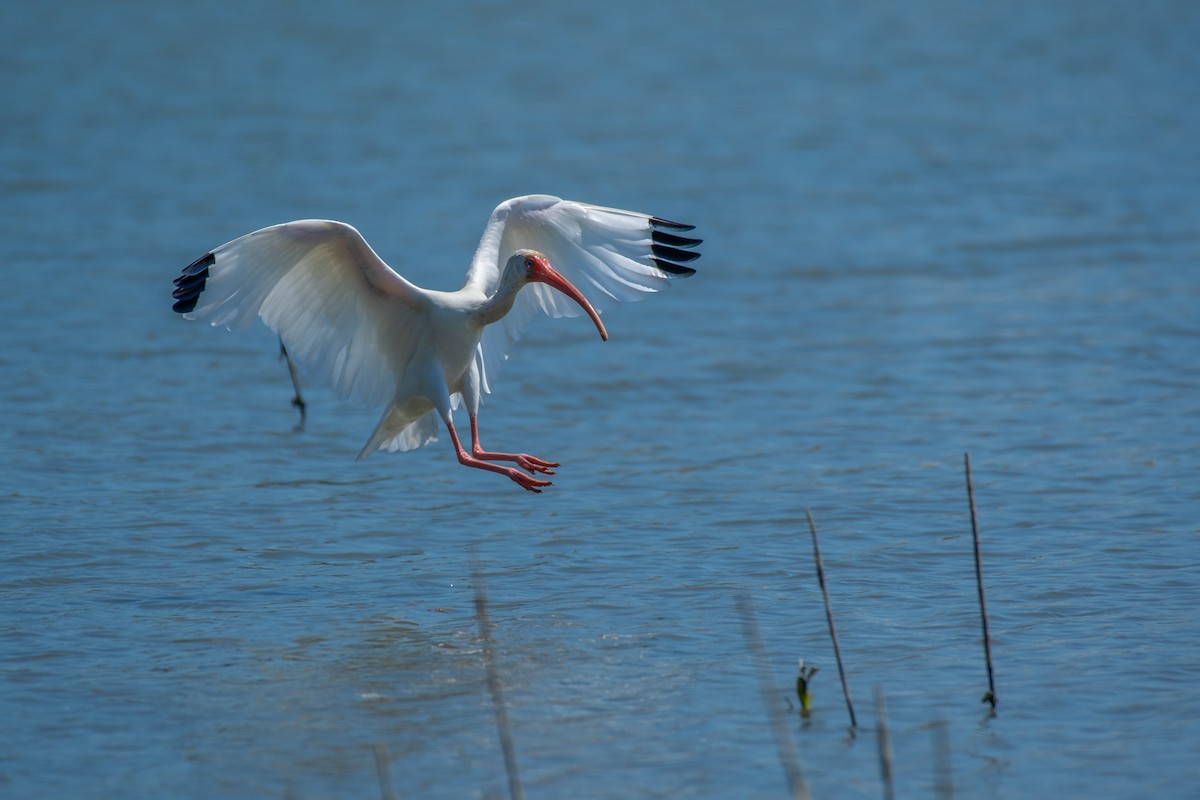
796;659;818;716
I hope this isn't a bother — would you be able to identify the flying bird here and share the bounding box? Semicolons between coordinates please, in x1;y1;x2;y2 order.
172;194;700;492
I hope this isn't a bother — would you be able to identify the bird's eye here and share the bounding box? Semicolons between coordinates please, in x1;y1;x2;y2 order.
524;257;535;269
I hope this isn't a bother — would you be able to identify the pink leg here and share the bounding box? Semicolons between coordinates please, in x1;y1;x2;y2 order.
469;414;558;476
445;417;552;493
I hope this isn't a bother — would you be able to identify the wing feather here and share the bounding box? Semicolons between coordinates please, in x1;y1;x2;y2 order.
463;195;700;395
172;220;429;408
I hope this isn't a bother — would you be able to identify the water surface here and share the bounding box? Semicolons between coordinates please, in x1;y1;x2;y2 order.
3;1;1199;797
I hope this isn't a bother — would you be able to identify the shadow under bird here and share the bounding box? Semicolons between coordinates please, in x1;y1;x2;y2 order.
171;194;701;492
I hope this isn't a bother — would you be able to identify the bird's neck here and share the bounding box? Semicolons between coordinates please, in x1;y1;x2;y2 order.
473;278;524;327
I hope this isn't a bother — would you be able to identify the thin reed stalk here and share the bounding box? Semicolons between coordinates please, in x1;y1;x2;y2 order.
471;558;526;800
964;453;997;710
736;594;810;800
806;509;857;730
873;687;895;800
932;720;955;800
373;743;400;800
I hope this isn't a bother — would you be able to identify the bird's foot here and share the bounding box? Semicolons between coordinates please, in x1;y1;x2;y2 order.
473;448;559;476
455;449;554;493
513;453;558;475
290;393;307;430
506;468;553;493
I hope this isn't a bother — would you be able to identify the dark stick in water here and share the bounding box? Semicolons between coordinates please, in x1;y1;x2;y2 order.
965;452;997;710
807;509;857;730
472;557;526;800
874;687;895;800
736;594;811;800
932;720;956;800
372;743;400;800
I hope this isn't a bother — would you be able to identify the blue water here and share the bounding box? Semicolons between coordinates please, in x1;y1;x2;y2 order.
3;1;1200;797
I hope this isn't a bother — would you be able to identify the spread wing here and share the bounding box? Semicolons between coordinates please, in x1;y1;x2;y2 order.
462;194;701;393
172;220;430;408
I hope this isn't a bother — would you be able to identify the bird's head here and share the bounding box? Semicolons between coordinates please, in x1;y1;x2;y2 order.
510;249;608;341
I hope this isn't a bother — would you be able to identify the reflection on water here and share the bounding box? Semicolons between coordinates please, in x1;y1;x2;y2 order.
3;1;1199;798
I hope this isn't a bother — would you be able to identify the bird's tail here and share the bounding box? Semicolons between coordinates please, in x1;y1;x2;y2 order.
357;405;441;459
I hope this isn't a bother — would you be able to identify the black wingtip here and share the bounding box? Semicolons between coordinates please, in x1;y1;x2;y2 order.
171;252;214;314
652;229;703;249
651;216;695;232
652;258;697;277
651;243;702;264
648;216;701;277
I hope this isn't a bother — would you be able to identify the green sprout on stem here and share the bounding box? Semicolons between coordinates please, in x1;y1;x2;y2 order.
796;659;819;716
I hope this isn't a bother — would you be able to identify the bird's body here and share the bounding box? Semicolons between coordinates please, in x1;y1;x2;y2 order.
172;194;700;491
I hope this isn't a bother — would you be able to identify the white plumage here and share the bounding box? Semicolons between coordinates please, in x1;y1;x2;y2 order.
172;194;700;492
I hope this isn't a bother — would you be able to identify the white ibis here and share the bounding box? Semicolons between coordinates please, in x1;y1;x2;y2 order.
172;194;700;492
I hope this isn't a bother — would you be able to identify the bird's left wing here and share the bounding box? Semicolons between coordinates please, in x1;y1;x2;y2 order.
463;195;701;393
172;220;429;408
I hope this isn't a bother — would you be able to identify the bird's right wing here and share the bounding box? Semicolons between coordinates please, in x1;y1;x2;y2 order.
172;220;429;408
462;195;701;394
